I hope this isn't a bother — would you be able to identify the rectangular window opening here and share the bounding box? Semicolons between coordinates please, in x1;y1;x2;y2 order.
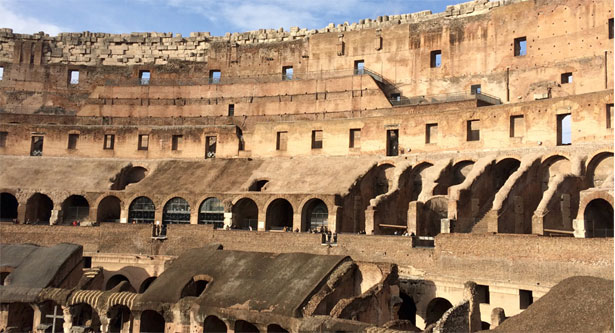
471;84;481;95
205;136;217;158
0;131;7;147
139;70;150;85
609;18;614;39
311;130;323;149
282;66;293;80
561;72;573;84
172;135;183;151
520;289;533;309
0;67;4;81
209;70;221;84
386;129;399;156
426;123;438;144
430;50;442;68
228;104;235;116
69;70;79;85
104;134;115;150
276;131;288;151
390;93;401;103
138;134;149;150
349;128;361;148
354;60;365;75
67;133;79;149
476;285;490;304
514;37;527;56
607;104;613;129
510;115;525;138
557;113;572;146
30;136;44;156
467;120;480;141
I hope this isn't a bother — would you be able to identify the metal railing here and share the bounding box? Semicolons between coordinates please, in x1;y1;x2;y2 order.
389;91;501;107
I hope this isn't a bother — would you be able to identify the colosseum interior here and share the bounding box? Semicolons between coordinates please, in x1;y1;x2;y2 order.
0;0;613;332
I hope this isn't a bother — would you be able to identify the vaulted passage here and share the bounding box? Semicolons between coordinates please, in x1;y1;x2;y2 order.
71;303;101;331
106;274;135;292
232;198;258;230
139;310;164;333
61;195;90;224
163;197;190;224
266;199;293;230
302;199;328;231
204;316;227;332
128;197;155;224
139;276;157;293
0;192;18;222
425;297;453;326
235;320;259;333
420;196;448;236
397;292;417;325
7;303;34;332
267;324;288;333
584;199;614;237
25;193;53;224
108;305;132;333
97;195;121;223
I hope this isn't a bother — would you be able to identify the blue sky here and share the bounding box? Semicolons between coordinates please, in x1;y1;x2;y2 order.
1;0;460;37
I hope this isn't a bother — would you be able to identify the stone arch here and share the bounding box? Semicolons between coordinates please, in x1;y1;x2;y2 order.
425;297;453;326
97;195;122;223
541;155;571;192
267;324;288;333
139;276;157;293
162;197;191;224
265;198;294;230
105;274;136;293
110;165;148;190
204;315;227;332
0;192;18;222
494;158;521;190
420;196;448;237
71;303;101;330
408;162;434;202
232;197;259;230
7;302;34;332
586;151;614;188
374;163;396;196
398;292;417;325
301;198;329;232
128;196;155;224
25;193;53;224
433;160;475;195
583;199;614;237
180;276;210;298
198;197;225;228
235;320;259;333
139;310;164;333
107;304;132;333
61;195;90;224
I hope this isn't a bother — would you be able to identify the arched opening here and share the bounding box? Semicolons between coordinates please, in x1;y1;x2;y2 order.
249;180;269;192
139;310;164;333
204;315;227;333
110;166;148;190
425;297;453;326
266;199;293;231
38;301;64;333
108;305;132;333
106;274;135;292
267;324;288;333
199;197;224;228
397;292;417;325
180;278;208;298
587;153;614;188
301;199;328;232
71;303;101;331
97;196;121;223
128;197;155;224
139;276;157;293
235;320;259;333
541;156;570;192
7;302;34;332
494;158;521;190
61;195;90;224
420;197;448;237
232;198;258;230
374;164;396;196
584;199;614;237
162;197;190;224
481;321;491;330
25;193;53;224
433;161;474;195
0;192;18;222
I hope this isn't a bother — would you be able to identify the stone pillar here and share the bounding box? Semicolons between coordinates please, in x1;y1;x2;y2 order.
330;205;342;234
257;211;266;231
99;314;110;333
441;218;453;233
0;304;9;331
364;206;376;235
531;214;544;235
407;201;421;235
131;312;141;333
490;308;506;328
292;212;301;232
463;281;481;333
50;206;62;225
17;202;27;224
61;306;73;333
223;212;232;229
154;207;163;225
32;305;42;332
573;219;587;238
120;207;129;224
189;209;198;225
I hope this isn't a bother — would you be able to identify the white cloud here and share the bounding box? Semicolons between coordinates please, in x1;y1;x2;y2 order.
0;0;66;35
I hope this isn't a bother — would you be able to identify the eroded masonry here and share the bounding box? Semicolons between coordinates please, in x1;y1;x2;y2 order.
0;0;613;332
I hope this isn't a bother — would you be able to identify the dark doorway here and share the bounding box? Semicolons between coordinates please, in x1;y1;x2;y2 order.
267;324;288;333
584;199;614;237
139;310;164;333
71;303;101;332
25;193;53;224
108;305;131;333
7;303;34;332
30;135;44;156
61;195;90;224
97;196;121;223
232;198;258;230
235;320;259;333
302;199;328;232
0;192;18;222
387;129;399;156
425;297;453;326
397;292;417;325
266;199;293;231
204;316;227;333
139;277;157;293
106;274;135;292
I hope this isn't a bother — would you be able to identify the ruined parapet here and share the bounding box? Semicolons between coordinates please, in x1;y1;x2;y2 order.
490;307;506;328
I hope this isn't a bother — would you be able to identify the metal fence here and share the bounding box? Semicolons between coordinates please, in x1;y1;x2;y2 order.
389;91;501;107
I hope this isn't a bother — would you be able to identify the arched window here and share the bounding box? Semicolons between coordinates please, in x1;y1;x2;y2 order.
584;199;614;237
199;198;224;228
61;195;90;224
163;197;190;224
0;193;18;222
128;197;155;224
